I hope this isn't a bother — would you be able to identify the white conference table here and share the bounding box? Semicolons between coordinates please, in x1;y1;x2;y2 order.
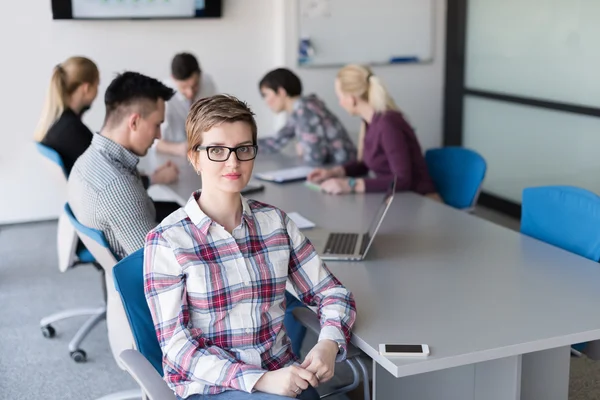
140;149;600;400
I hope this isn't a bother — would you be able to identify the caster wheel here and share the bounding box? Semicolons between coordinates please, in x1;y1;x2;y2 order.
70;349;87;363
41;325;56;339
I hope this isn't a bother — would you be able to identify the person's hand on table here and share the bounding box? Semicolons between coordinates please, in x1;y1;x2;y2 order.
320;178;353;195
307;165;345;183
151;160;179;185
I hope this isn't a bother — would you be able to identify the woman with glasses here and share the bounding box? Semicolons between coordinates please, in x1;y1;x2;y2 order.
144;94;356;400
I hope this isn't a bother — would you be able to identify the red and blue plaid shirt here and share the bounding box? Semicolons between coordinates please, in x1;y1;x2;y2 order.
144;191;356;397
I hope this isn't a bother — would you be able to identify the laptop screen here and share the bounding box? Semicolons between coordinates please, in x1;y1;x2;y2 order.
362;177;397;254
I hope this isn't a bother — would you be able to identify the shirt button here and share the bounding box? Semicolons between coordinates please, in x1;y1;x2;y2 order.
245;328;252;334
243;281;250;286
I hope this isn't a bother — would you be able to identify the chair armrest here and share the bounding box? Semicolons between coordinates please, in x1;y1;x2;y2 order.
119;349;177;400
291;307;361;359
292;307;321;336
292;307;371;400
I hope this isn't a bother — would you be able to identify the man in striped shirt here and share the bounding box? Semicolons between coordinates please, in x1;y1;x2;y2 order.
144;95;357;399
68;71;180;259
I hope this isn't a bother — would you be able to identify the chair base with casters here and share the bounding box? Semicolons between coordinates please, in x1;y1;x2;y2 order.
40;305;107;363
40;216;109;363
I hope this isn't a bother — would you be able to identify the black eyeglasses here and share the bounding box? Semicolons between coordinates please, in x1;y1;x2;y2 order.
195;145;258;162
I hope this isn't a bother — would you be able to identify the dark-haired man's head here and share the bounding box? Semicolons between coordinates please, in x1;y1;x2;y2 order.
171;52;202;101
103;71;175;156
259;68;303;113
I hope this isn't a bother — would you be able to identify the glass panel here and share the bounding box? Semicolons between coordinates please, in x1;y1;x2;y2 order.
463;96;600;203
466;0;600;108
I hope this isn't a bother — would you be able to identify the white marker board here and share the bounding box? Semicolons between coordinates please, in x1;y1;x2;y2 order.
298;0;434;67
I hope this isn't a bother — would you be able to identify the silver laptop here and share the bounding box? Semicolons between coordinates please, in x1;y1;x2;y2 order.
306;178;397;261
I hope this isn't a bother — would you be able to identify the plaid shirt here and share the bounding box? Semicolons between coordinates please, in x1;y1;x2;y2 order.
144;192;356;397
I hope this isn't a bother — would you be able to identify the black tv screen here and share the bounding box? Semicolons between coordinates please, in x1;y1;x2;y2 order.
52;0;222;20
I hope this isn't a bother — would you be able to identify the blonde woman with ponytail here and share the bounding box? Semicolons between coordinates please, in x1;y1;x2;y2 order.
35;56;100;175
307;64;438;198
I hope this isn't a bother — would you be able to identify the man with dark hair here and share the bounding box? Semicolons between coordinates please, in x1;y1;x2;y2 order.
258;68;357;166
156;52;218;156
68;71;180;259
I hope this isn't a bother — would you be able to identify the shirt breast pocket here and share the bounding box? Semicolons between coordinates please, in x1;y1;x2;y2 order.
258;249;290;281
184;263;209;296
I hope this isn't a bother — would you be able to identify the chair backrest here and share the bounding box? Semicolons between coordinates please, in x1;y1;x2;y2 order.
56;210;80;272
64;203;118;267
113;248;164;376
64;203;134;366
521;186;600;261
36;144;84;271
35;142;68;178
425;147;487;210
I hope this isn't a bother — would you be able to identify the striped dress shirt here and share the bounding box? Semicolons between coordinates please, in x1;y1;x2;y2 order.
144;192;356;397
68;134;157;259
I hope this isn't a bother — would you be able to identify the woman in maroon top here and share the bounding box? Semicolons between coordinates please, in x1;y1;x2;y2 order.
308;64;439;199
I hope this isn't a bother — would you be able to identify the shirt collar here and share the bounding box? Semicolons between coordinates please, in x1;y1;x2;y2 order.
91;134;139;171
184;190;253;234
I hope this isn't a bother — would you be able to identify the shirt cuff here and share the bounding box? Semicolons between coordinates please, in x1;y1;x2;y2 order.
318;326;348;362
243;370;268;393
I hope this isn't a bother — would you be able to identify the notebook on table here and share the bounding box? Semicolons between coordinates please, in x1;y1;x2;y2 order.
254;166;314;183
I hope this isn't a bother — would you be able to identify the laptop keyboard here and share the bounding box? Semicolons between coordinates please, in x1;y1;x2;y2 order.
324;233;359;255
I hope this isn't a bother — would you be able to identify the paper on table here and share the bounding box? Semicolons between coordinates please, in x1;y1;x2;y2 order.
288;212;316;229
254;166;314;183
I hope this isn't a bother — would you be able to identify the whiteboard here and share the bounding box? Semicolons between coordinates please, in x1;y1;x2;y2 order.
297;0;434;67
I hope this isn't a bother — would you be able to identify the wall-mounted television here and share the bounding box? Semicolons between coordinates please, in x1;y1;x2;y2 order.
52;0;222;20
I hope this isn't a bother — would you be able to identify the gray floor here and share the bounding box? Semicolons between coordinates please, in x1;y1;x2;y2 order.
0;206;598;399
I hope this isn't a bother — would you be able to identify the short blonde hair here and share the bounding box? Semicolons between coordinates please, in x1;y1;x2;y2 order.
186;94;258;152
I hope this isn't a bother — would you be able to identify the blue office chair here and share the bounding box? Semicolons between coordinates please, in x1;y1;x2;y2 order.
35;142;69;178
114;249;370;400
521;185;600;356
38;221;106;362
425;147;487;211
64;204;142;400
35;143;108;363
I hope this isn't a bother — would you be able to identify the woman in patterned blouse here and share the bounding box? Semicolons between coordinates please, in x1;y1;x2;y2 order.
258;68;357;166
144;94;356;400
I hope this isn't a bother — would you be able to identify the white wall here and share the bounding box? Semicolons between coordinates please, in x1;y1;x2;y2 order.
281;0;447;152
0;0;283;225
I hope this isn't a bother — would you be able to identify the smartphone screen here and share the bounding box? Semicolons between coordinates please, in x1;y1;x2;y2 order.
385;344;424;353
